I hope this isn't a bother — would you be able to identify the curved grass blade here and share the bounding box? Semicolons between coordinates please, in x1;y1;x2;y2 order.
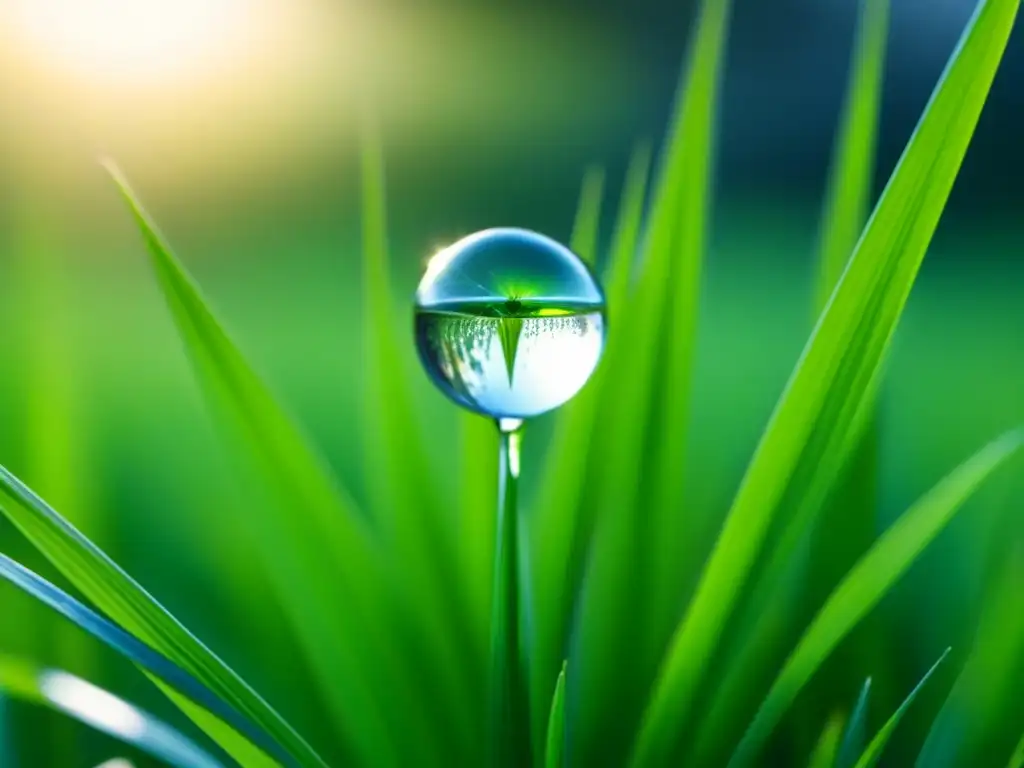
837;678;872;768
809;712;845;768
103;162;401;766
0;551;285;767
527;143;650;750
727;431;1022;766
631;0;1020;762
851;648;950;768
572;0;731;758
0;653;224;768
917;551;1024;767
570;165;606;266
544;662;567;768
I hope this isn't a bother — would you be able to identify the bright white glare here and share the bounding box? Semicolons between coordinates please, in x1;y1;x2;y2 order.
95;761;136;768
40;671;147;738
6;0;251;84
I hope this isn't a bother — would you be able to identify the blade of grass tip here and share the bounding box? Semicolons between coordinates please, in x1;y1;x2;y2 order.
359;123;477;761
103;161;404;766
0;551;284;767
917;548;1024;768
544;662;568;768
851;648;950;768
806;0;890;712
0;654;226;768
571;0;732;760
836;679;872;768
631;0;1020;763
526;143;650;756
808;712;845;768
570;165;606;267
726;431;1022;767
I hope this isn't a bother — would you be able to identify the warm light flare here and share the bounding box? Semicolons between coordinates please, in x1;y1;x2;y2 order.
5;0;251;84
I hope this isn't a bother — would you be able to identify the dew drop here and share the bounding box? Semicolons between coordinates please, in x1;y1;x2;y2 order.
414;228;606;419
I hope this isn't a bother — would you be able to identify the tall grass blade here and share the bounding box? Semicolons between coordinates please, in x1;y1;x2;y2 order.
837;678;872;768
359;127;477;759
851;648;950;768
544;662;567;768
104;163;406;765
569;165;606;266
808;712;845;768
727;431;1022;766
0;653;225;768
807;0;890;704
917;550;1024;767
631;0;1020;762
0;550;286;767
1009;733;1024;768
572;0;731;757
527;144;650;749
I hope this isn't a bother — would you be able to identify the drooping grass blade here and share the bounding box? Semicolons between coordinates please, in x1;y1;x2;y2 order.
851;648;950;768
727;431;1022;766
631;0;1020;762
571;0;731;758
544;662;567;768
836;678;872;768
0;653;225;768
104;162;406;765
0;551;285;767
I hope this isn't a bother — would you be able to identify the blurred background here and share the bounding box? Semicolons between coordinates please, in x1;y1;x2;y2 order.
0;0;1021;765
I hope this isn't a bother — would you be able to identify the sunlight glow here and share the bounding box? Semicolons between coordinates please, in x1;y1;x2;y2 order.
6;0;252;84
40;671;147;738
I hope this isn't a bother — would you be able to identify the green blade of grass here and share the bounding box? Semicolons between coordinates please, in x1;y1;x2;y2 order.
917;550;1024;767
807;0;889;712
727;431;1022;766
0;549;285;767
631;0;1020;762
569;165;606;266
808;712;845;768
837;678;872;768
0;653;225;768
1008;734;1024;768
103;163;395;766
571;0;731;758
851;648;950;768
359;128;477;761
526;143;650;752
544;662;567;768
816;0;890;308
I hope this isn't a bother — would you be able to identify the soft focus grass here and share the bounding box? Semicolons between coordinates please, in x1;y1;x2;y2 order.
0;0;1023;766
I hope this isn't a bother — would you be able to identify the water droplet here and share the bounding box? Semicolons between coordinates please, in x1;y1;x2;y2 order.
415;228;606;419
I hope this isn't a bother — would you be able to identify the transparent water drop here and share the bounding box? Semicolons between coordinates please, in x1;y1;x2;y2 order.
415;228;606;419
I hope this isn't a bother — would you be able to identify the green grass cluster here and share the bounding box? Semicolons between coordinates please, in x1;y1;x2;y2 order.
1;0;1022;765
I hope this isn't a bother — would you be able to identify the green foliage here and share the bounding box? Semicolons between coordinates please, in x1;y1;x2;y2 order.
0;0;1020;766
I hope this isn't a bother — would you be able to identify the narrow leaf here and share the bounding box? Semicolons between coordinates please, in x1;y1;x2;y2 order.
809;712;846;768
728;431;1021;766
837;678;872;768
569;165;606;266
0;550;284;767
104;161;400;765
0;654;224;768
851;648;950;768
1008;733;1024;768
632;0;1020;763
545;663;567;768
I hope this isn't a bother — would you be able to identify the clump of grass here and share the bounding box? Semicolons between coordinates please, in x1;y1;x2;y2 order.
0;0;1022;766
